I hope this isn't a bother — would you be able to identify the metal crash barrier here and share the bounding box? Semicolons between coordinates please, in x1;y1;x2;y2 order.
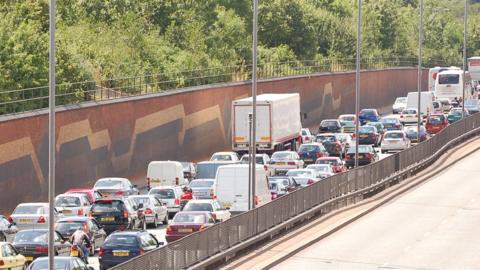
111;113;480;270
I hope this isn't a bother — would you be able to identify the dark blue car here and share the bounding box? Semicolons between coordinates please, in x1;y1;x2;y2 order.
297;143;329;165
99;231;162;270
359;109;380;125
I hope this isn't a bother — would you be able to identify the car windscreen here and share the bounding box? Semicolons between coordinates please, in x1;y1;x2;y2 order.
94;179;123;188
286;170;312;177
316;135;335;142
340;115;355;121
271;152;292;160
173;213;206;223
381;118;397;123
465;100;478;106
183;203;214;212
14;230;47;243
91;201;125;213
55;197;81;207
104;235;139;247
13;205;44;215
402;109;417;114
29;259;70;270
438;74;459;84
211;154;232;161
149;189;176;199
428;116;444;124
55;222;84;234
129;197;151;207
307;165;329;172
321;121;338;127
269;183;278;191
298;145;320;152
189;180;214;188
316;159;339;165
384;132;404;139
395;98;407;103
360;110;376;116
347;145;371;153
359;126;375;133
241;156;264;164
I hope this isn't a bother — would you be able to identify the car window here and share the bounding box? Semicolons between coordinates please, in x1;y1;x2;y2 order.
55;196;81;207
149;189;175;199
184;203;214;212
104;235;139;247
1;245;10;257
438;74;459;84
385;132;404;139
13;205;44;215
14;230;47;243
207;215;216;224
298;145;320;152
140;234;158;248
428;115;445;124
190;180;214;188
211;154;232;161
92;200;125;213
271;152;292;160
173;214;206;223
94;179;124;188
29;259;70;270
130;197;151;208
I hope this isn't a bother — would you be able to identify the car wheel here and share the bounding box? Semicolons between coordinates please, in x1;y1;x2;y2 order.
163;213;169;225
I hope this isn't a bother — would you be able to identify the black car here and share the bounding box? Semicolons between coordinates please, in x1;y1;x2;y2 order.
0;215;18;242
358;126;381;146
27;256;94;270
89;198;142;235
12;229;71;264
99;231;162;270
318;120;343;133
55;217;107;254
344;145;379;168
297;143;329;165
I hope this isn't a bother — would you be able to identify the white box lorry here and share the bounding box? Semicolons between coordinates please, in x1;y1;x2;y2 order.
232;93;302;153
214;164;271;213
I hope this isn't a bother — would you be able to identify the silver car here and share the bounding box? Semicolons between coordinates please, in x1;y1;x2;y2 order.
189;179;216;199
182;200;231;222
305;164;335;179
128;195;169;228
54;193;91;217
148;186;183;219
0;215;18;242
10;203;61;231
93;177;139;198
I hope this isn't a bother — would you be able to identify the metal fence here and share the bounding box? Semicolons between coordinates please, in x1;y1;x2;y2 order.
0;57;453;115
109;113;480;270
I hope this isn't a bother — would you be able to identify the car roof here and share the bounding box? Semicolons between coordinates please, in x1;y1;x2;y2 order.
18;229;48;233
17;202;48;207
212;152;236;155
175;211;211;215
109;230;145;236
317;157;340;160
97;177;129;182
30;257;75;262
66;188;93;192
150;186;180;190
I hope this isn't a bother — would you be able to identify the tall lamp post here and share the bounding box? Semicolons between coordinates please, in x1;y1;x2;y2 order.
354;0;362;169
462;0;468;119
48;0;56;270
250;0;258;210
417;0;424;143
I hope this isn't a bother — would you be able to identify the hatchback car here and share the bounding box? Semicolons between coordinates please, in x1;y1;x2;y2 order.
165;211;216;242
381;131;411;153
9;203;60;231
148;186;184;218
0;242;25;270
366;122;386;136
267;176;300;192
269;181;288;200
305;164;335;179
404;126;428;143
93;178;139;198
89;198;141;234
269;151;304;175
297;143;329;165
380;117;403;131
27;257;92;270
315;133;345;157
285;169;319;187
189;179;216;199
400;108;419;124
99;231;161;270
315;157;346;173
54;193;91;217
240;153;272;176
128;195;169;228
344;145;378;168
0;215;18;242
55;217;107;254
447;108;469;123
425;114;449;134
338;114;357;133
358;126;381;146
318;119;343;133
210;152;239;162
359;109;380;125
182;200;231;222
65;188;103;205
12;230;70;264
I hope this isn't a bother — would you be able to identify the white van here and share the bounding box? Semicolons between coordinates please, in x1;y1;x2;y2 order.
215;164;271;213
406;92;434;118
147;161;188;190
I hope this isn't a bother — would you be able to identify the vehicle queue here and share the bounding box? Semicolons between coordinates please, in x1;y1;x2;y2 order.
1;79;479;270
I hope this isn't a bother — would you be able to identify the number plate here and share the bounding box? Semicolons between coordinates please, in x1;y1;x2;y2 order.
304;158;313;162
276;162;286;165
25;257;34;261
63;209;72;214
18;218;33;223
360;134;368;138
113;251;129;257
101;217;115;222
358;155;364;158
178;228;193;233
223;202;232;209
70;250;79;257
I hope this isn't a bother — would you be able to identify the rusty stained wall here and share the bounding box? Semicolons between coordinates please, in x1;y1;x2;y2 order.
0;68;427;214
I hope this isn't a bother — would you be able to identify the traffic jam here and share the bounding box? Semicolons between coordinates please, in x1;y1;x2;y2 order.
1;65;480;270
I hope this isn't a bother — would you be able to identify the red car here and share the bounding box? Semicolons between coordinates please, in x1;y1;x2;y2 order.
425;114;449;134
315;157;347;173
166;211;216;242
65;188;103;204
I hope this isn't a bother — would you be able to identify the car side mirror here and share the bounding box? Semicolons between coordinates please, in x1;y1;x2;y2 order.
157;241;164;247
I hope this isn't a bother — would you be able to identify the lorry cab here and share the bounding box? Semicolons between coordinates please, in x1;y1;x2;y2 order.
147;161;188;190
215;164;271;214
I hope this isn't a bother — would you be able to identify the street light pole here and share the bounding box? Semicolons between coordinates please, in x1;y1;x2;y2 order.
48;0;56;270
462;0;468;119
250;0;258;210
354;0;362;169
417;0;424;143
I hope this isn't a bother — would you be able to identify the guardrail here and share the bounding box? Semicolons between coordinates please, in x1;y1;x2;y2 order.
0;57;453;115
109;113;480;270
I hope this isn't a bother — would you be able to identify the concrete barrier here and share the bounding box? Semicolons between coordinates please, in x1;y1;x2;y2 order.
0;68;427;214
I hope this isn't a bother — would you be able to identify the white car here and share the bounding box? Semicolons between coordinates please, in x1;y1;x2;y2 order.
128;195;169;228
305;164;335;179
210;152;240;162
392;97;407;114
400;108;419;124
270;151;304;175
381;130;411;153
301;128;315;144
182;199;231;222
54;193;91;217
9;203;61;231
148;186;184;218
438;98;452;113
240;153;273;176
93;177;139;198
285;169;318;187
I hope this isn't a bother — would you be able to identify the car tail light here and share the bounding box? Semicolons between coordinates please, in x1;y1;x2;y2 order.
174;198;180;205
140;249;145;256
83;223;89;233
37;216;46;224
263;165;268;171
287;161;295;165
272;193;278;199
144;208;154;215
400;115;404;118
77;208;84;216
316;152;322;158
123;210;129;219
7;216;13;223
367;153;374;160
166;225;174;234
0;260;4;266
35;247;48;253
98;247;103;258
345;154;351;160
115;191;124;196
307;179;315;185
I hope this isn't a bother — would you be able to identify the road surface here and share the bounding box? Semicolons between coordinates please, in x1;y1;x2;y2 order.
273;148;480;270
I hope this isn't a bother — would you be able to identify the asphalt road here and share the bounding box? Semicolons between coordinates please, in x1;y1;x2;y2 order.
273;147;480;270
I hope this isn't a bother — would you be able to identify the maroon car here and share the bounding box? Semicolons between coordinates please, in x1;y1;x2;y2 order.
165;211;216;242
